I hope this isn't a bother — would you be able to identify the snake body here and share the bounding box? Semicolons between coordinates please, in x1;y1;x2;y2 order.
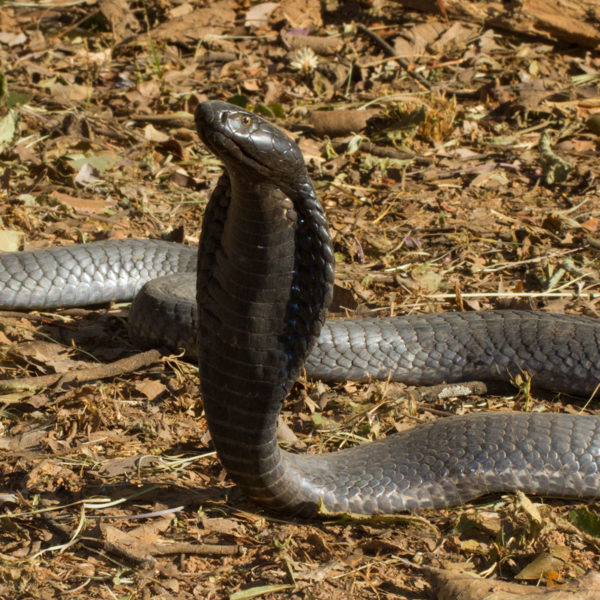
1;101;599;514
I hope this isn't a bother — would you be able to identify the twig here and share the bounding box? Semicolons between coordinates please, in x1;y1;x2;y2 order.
92;506;185;520
129;113;194;127
151;542;242;557
331;140;432;165
407;381;491;403
0;310;59;322
6;0;88;6
428;291;599;300
430;161;521;179
479;246;587;273
0;349;162;391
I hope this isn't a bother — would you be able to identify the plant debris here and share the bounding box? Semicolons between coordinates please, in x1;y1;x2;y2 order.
0;1;599;598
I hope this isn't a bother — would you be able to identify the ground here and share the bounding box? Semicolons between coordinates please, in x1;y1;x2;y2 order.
0;1;599;599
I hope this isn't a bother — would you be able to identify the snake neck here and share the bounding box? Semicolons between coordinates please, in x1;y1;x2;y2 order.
197;173;334;510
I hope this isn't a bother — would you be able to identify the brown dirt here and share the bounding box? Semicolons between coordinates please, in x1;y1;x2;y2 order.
0;1;599;599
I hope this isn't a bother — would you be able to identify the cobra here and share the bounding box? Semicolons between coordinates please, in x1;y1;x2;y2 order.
1;101;599;515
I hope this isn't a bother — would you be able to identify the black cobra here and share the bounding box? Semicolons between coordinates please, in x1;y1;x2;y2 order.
1;101;599;514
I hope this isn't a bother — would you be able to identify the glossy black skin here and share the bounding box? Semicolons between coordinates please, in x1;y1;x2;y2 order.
192;101;600;514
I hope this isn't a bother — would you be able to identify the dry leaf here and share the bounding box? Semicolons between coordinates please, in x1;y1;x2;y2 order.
245;2;279;28
150;1;237;42
50;190;115;214
0;31;27;46
311;109;379;137
0;229;23;252
394;21;446;57
144;124;170;143
99;0;140;40
74;163;102;186
134;379;166;400
281;0;322;29
515;550;568;581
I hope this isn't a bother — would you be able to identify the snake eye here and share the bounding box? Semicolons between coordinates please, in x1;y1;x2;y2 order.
229;113;254;135
229;113;254;131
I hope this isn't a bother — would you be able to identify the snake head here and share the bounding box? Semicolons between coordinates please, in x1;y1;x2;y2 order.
195;101;311;196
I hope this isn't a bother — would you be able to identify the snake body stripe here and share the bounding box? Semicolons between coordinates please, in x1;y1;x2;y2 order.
0;100;599;514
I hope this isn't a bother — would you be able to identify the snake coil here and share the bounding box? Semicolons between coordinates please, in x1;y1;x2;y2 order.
0;101;598;514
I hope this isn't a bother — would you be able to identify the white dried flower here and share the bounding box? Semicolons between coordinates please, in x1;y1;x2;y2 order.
290;47;319;74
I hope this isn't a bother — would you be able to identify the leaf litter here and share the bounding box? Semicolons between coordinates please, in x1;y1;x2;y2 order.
0;1;599;599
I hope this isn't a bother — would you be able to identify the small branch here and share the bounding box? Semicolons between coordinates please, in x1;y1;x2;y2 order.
0;349;162;391
129;113;194;127
427;291;599;300
408;380;491;403
479;246;587;273
331;140;432;165
152;542;243;557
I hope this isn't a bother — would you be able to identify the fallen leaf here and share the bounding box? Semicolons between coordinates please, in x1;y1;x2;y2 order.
97;455;140;477
515;550;568;580
101;514;175;560
98;0;140;41
0;31;27;46
311;108;379;137
144;123;170;143
230;584;294;599
12;340;87;374
394;21;446;57
245;2;279;28
150;1;237;42
281;0;321;28
50;190;115;214
0;229;23;251
516;490;543;527
47;82;93;102
138;79;161;98
0;109;18;153
69;151;120;173
134;379;166;400
0;429;46;451
411;267;444;293
201;517;243;536
430;22;477;53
